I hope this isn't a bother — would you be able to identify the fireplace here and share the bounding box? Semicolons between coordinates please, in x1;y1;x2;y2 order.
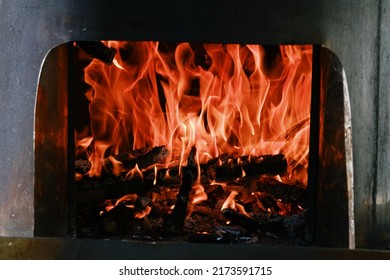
36;42;316;243
1;0;390;255
33;40;354;249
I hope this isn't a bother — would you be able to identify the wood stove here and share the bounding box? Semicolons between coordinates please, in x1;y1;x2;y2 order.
1;0;389;254
33;40;351;249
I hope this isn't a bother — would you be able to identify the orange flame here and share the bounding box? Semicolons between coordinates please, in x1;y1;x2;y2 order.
101;193;152;219
125;163;143;180
79;41;312;185
190;184;208;205
221;190;251;217
221;190;239;210
115;194;137;205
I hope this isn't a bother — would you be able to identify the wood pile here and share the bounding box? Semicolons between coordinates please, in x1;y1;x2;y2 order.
75;144;307;244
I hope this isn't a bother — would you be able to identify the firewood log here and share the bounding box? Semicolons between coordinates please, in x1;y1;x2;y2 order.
206;154;287;182
163;146;197;233
254;177;307;207
100;196;151;235
100;204;137;234
113;145;169;170
221;208;305;238
76;145;169;177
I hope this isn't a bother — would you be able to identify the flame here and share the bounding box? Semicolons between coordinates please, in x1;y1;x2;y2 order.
76;136;93;152
221;190;251;217
101;193;152;219
190;184;208;205
105;155;123;176
78;41;312;186
125;163;143;180
115;194;138;206
221;190;239;210
134;206;151;219
153;166;158;185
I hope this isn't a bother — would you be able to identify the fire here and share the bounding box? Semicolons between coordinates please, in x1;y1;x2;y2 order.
221;190;251;217
125;163;143;180
190;184;208;205
77;41;312;183
100;193;151;219
76;41;312;233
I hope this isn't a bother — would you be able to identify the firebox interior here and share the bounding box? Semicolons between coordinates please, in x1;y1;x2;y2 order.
34;41;353;248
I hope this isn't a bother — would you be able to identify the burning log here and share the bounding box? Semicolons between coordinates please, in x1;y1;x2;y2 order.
163;146;197;233
206;154;287;182
101;203;137;235
75;164;186;205
110;145;169;171
76;145;169;178
76;41;117;64
76;144;305;240
75;166;155;198
254;177;307;208
101;196;151;235
77;148;284;192
222;209;267;230
76;145;170;189
252;192;280;213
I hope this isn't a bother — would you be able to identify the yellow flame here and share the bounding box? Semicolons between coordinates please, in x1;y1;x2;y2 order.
153;166;158;185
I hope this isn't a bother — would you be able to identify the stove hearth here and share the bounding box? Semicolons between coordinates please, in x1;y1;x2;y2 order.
1;0;390;254
69;41;312;244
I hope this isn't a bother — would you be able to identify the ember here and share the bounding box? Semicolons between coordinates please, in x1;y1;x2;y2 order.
74;41;312;244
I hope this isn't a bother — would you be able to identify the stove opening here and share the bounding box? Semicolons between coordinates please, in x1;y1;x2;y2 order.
34;41;353;248
76;41;311;243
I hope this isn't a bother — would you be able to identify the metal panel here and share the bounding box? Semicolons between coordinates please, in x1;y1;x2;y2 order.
376;0;390;249
34;44;69;237
1;237;390;260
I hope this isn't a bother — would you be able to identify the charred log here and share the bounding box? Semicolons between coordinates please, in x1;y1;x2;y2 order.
163;146;197;233
100;204;137;235
100;196;151;235
206;154;287;182
76;149;286;197
111;145;169;171
254;177;307;207
222;209;266;230
75;146;171;200
221;209;305;238
76;41;117;64
76;145;169;178
76;174;154;205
